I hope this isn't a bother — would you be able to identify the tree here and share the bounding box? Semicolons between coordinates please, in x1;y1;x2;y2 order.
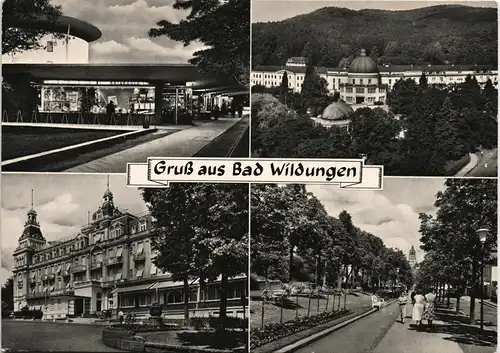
419;179;497;322
2;0;63;55
149;0;250;86
2;277;14;315
301;61;330;116
142;183;248;330
279;71;289;105
388;78;419;115
419;72;428;89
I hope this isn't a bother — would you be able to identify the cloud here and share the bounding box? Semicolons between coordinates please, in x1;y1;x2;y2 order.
92;40;131;55
307;178;445;263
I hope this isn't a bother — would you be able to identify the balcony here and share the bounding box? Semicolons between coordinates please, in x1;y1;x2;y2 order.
42;274;55;281
70;264;86;273
27;288;75;299
105;257;122;266
90;262;103;270
73;280;103;288
133;253;146;262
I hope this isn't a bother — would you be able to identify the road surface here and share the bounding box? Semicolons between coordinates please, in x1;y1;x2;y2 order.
466;149;498;177
1;321;122;352
295;302;400;353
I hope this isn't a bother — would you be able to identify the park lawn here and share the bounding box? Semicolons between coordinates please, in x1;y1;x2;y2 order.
250;292;372;328
2;128;128;161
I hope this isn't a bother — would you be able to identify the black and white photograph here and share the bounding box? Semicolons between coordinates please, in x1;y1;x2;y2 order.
250;179;497;353
1;0;250;173
251;0;498;177
1;174;249;352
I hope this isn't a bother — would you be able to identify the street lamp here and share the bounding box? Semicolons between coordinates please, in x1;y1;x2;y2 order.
476;228;489;330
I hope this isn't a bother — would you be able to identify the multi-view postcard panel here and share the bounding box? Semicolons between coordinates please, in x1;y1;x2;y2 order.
1;0;498;353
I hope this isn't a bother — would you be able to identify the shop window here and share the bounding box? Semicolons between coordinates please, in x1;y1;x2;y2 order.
166;290;183;304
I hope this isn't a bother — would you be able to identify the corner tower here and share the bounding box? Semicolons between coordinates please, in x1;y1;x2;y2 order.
12;190;46;310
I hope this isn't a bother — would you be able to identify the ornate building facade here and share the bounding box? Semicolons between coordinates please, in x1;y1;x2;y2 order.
12;185;247;320
251;50;498;107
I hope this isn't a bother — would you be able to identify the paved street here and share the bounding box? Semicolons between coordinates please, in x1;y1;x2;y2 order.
295;302;400;353
466;148;498;177
1;321;122;351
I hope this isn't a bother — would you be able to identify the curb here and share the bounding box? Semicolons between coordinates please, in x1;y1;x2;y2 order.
273;299;398;353
226;124;249;157
2;128;156;171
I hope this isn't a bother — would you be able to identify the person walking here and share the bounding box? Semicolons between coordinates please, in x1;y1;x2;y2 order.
237;105;243;118
423;288;437;328
412;289;426;326
118;309;124;325
397;291;408;323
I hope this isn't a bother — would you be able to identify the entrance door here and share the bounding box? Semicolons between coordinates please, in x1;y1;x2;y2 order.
74;298;84;317
356;96;365;104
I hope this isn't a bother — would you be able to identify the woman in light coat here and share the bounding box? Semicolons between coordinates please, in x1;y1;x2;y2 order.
412;288;426;326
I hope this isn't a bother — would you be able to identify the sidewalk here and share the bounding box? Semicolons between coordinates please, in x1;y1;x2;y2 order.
373;306;497;353
64;117;243;173
455;153;477;177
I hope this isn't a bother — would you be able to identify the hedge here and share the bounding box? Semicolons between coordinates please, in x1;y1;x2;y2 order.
250;309;351;348
13;310;43;319
190;316;248;330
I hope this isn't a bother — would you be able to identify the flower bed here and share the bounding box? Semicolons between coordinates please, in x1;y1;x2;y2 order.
108;323;184;333
250;310;351;348
190;316;248;330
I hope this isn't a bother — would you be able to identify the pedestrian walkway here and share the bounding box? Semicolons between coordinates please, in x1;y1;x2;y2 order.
373;319;464;353
455;153;478;177
64;117;243;173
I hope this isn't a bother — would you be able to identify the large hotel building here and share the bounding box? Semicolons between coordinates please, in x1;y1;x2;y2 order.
251;49;498;107
12;185;247;320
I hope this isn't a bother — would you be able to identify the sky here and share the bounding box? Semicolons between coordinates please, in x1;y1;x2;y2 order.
1;173;147;285
252;0;497;23
307;177;447;265
51;0;206;63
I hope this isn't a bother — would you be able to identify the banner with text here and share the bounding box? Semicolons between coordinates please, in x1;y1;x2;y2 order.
127;158;383;189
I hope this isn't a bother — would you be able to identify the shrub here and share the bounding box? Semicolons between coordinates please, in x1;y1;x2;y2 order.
250;310;351;348
109;323;182;333
190;316;248;330
13;309;43;319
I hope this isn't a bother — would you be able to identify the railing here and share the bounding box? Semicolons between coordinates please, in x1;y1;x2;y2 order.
104;257;122;266
133;253;146;262
27;288;74;299
90;262;103;270
42;274;55;280
70;264;86;273
74;280;102;288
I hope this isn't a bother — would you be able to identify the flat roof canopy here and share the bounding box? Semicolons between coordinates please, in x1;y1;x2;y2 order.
3;64;247;93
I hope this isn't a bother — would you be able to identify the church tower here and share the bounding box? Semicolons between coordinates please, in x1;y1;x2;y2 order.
409;245;417;268
12;190;46;310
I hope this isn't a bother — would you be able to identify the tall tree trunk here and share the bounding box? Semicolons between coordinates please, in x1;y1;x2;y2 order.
280;296;284;324
295;293;299;319
218;273;228;333
183;275;189;325
288;245;294;282
325;292;329;312
307;291;311;317
470;258;477;324
332;292;336;312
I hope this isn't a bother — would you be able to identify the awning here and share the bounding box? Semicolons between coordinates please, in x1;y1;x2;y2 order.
116;247;123;257
151;279;199;290
115;273;122;280
66;283;71;289
66;263;71;271
56;266;62;273
137;243;144;254
30;272;36;279
136;269;144;278
110;282;155;294
94;234;101;242
150;264;157;274
50;286;55;292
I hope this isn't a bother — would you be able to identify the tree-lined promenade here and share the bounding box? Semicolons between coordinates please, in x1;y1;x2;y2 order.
252;70;498;176
415;179;497;324
250;184;413;348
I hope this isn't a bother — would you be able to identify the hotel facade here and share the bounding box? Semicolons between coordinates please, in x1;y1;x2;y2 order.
251;50;498;107
12;186;247;320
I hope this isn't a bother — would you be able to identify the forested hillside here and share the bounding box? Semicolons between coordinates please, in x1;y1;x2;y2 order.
252;5;497;67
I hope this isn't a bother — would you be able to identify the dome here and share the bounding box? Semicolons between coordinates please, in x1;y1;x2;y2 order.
321;101;354;121
348;49;378;73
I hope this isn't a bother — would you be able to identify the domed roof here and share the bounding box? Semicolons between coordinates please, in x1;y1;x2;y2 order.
348;49;378;73
321;101;354;121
